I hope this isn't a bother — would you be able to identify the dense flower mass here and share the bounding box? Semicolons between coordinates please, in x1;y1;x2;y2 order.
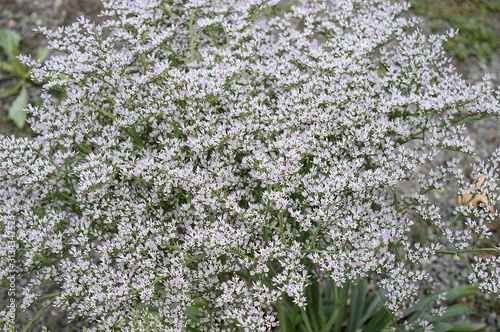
1;0;499;330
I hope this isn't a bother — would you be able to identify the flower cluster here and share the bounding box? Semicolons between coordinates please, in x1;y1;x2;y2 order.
1;0;499;330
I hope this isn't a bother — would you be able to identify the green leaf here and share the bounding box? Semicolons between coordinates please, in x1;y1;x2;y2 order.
185;305;200;324
307;279;322;330
0;29;21;61
448;322;487;331
8;85;28;128
321;280;341;332
362;306;393;332
125;126;145;149
300;306;314;332
11;56;28;79
134;303;159;316
416;304;474;325
441;286;478;302
403;286;477;318
347;279;367;332
277;302;294;332
0;81;22;98
0;60;15;73
359;293;384;327
433;323;453;332
431;304;473;322
0;29;28;79
35;47;51;62
332;280;350;332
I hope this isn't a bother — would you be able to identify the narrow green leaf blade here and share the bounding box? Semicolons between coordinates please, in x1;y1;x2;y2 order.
432;323;452;332
332;281;350;332
403;286;477;317
359;293;384;326
308;279;323;330
416;304;474;325
134;303;159;316
432;304;473;322
8;85;28;128
441;286;478;302
362;307;393;332
185;306;200;324
0;81;22;98
433;322;453;332
448;322;487;331
0;60;15;73
346;279;367;332
277;300;294;332
11;56;27;79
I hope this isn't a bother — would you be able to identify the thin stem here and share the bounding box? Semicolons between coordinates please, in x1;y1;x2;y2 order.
300;307;314;332
436;248;499;255
21;295;58;332
189;10;196;62
278;210;284;238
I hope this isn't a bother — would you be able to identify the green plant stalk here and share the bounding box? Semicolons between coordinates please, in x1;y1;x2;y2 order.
436;248;500;255
20;295;58;332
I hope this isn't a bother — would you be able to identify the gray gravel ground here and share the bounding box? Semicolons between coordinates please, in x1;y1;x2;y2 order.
413;16;500;331
0;0;499;331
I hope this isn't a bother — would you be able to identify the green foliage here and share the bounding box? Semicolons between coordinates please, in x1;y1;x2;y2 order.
0;29;50;128
8;85;28;128
275;279;486;332
410;0;500;59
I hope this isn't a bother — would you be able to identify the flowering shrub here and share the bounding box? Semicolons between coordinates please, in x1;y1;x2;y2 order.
1;0;499;330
